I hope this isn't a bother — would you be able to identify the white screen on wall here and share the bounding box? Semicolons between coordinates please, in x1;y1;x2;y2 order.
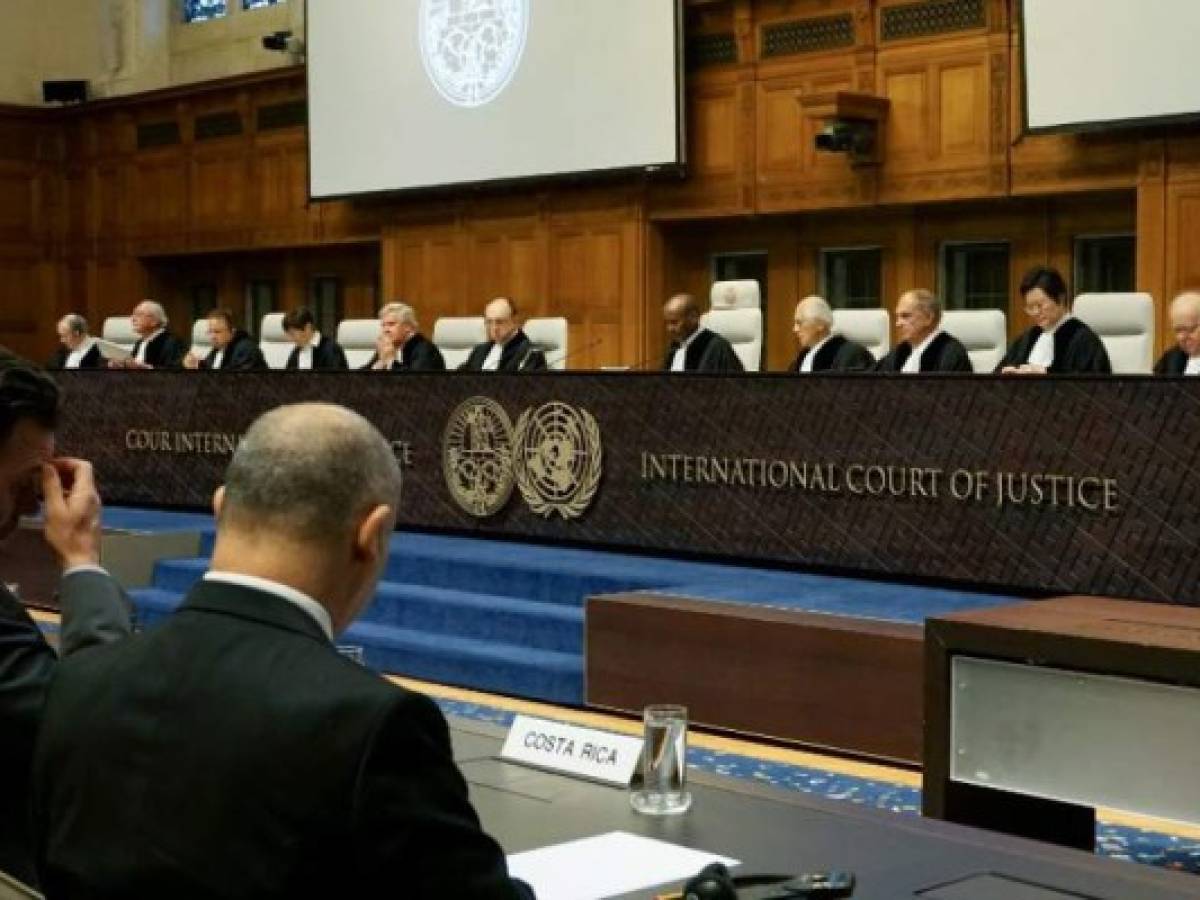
1022;0;1200;133
307;0;682;199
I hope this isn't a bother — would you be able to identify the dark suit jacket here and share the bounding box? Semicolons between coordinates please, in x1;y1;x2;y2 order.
200;331;268;371
875;331;973;373
361;333;446;372
461;330;546;372
661;328;744;373
0;570;130;886
789;335;874;373
48;344;103;370
32;580;533;900
131;330;186;369
284;335;348;371
996;317;1111;374
1154;346;1200;375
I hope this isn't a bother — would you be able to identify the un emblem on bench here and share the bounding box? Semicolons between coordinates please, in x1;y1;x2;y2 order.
513;402;602;520
442;397;602;520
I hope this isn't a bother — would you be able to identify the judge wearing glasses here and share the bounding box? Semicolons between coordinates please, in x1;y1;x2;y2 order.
997;266;1111;374
1155;291;1200;375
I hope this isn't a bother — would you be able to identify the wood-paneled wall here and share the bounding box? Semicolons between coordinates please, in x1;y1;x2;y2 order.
1;0;1198;366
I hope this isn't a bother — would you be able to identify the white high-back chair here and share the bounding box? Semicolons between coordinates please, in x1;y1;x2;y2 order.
1073;292;1155;374
258;312;292;370
336;319;380;369
524;317;569;370
101;316;138;351
943;309;1008;374
832;308;891;360
702;280;762;372
432;317;486;370
190;319;211;359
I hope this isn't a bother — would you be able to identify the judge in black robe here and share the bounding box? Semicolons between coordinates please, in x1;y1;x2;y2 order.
281;307;348;370
874;289;973;373
788;296;874;373
49;314;103;370
199;330;268;371
365;302;448;372
364;332;445;372
661;293;744;373
285;333;348;370
459;297;547;372
997;266;1111;375
125;301;186;369
1154;291;1200;375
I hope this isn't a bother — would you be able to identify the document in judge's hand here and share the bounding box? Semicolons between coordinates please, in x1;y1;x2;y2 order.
94;339;132;361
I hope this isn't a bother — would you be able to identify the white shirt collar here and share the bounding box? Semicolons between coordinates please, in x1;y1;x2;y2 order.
203;571;333;640
912;328;941;357
1186;356;1200;376
800;334;834;373
679;326;705;351
66;339;95;365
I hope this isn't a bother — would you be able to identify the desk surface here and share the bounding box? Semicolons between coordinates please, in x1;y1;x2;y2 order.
448;718;1196;900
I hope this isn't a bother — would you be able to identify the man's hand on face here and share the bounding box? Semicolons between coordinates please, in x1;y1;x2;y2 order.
41;458;102;570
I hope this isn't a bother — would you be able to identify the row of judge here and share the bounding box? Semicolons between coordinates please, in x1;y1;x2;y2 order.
669;266;1198;375
52;298;547;373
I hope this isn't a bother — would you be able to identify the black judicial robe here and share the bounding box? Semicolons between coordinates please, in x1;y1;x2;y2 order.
662;328;744;373
460;330;547;372
200;331;268;371
48;344;103;370
130;330;186;369
995;317;1111;374
875;331;973;373
1153;347;1196;375
789;335;874;373
361;333;446;372
285;335;349;371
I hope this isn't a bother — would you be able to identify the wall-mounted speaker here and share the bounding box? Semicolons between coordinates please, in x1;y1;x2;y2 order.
42;80;88;105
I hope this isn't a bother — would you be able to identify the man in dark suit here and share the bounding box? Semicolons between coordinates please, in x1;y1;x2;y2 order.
875;289;973;373
32;403;533;899
0;358;130;886
788;295;874;373
1154;291;1200;375
118;301;186;369
364;302;445;372
183;309;268;372
460;297;546;372
282;307;348;370
49;315;102;370
661;293;743;373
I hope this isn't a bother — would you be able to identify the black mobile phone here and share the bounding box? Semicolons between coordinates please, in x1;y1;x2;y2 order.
761;871;855;899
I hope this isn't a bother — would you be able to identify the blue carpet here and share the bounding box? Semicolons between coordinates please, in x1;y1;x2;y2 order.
436;699;1200;877
112;506;1019;705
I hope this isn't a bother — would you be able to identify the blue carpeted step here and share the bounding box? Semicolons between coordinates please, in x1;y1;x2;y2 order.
152;557;208;594
381;551;665;606
130;587;186;628
341;621;582;705
361;583;583;653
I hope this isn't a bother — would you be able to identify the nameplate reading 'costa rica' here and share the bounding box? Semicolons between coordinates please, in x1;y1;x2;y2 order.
51;371;1200;606
500;714;643;787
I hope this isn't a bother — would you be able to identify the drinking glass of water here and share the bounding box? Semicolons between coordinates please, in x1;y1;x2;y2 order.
630;704;692;815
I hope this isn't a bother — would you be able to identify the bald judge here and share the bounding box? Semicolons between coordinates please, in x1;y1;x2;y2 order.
460;298;546;372
1155;291;1200;375
662;293;743;373
875;289;972;373
789;296;874;373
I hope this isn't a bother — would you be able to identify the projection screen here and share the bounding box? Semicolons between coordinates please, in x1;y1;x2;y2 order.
307;0;683;199
1021;0;1200;134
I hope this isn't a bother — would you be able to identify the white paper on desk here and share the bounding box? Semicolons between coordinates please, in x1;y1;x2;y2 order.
94;339;131;361
507;830;738;900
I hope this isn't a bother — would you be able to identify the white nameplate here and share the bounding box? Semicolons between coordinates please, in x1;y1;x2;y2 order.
500;714;643;787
